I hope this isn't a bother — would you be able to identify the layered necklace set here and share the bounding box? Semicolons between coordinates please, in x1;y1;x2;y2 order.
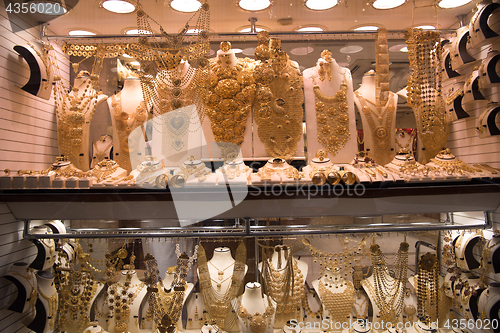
311;50;351;157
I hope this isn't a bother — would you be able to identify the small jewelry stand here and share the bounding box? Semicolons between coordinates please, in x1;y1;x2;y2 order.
350;151;394;183
3;262;37;314
130;155;166;188
216;158;251;186
232;282;276;333
302;150;341;186
91;134;113;169
254;158;301;185
385;149;436;182
426;149;477;180
29;226;56;271
462;70;489;114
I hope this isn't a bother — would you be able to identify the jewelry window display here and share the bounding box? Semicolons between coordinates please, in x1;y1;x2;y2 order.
385;149;433;181
234;282;276;333
91;135;113;169
253;38;304;160
257;158;301;183
303;150;341;186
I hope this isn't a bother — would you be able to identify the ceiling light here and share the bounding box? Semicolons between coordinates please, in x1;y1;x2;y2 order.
101;0;136;13
437;0;472;8
340;45;363;54
389;43;408;52
400;46;408;52
122;54;133;58
353;25;379;31
130;61;140;66
372;0;406;10
68;30;96;36
124;28;153;35
415;25;436;30
296;26;325;32
237;0;271;11
290;46;314;56
236;26;269;33
304;0;338;10
26;1;68;15
170;0;201;12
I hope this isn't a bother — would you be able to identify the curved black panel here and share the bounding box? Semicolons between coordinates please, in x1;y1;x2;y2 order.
3;275;27;313
472;77;486;100
454;95;469;119
13;45;41;96
29;240;46;270
487;107;500;136
480;3;500;40
27;298;47;333
459;32;476;64
487;54;500;84
445;53;461;78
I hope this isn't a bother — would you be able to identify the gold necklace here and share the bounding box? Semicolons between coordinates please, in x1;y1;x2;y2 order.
90;160;119;182
355;91;396;165
318;279;355;323
430;149;478;175
209;261;235;281
313;72;350;156
198;242;247;331
237;296;275;333
92;140;113;168
107;275;145;333
302;287;323;319
352;291;368;320
417;252;439;321
253;39;304;160
203;44;256;157
111;92;147;172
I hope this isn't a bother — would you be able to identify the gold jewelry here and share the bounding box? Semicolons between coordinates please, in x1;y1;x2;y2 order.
312;71;350;156
38;285;58;329
430;148;478;175
353;291;368;320
416;252;439;322
111;92;147;172
237;296;275;333
406;28;448;163
318;279;355;323
90;160;119;182
354;91;396;165
253;38;304;160
198;242;246;331
92;139;113;168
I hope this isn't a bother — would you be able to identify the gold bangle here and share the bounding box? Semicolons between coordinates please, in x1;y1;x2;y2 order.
327;171;341;185
311;172;327;186
170;174;186;188
341;171;357;185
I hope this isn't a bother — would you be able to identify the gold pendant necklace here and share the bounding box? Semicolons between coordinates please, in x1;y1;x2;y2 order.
237;296;275;333
318;279;355;322
313;72;350;156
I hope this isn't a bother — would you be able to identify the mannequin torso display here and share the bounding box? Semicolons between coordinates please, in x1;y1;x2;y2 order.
312;268;355;328
89;160;127;185
3;262;37;314
444;82;468;121
197;244;248;332
56;73;108;171
202;44;256;160
462;70;489;113
107;77;147;173
29;226;56;271
454;230;483;271
303;53;357;163
34;270;58;333
477;103;500;138
482;233;500;274
233;282;276;333
468;0;500;50
105;270;146;333
478;283;500;333
150;61;204;166
354;71;397;166
449;26;478;74
91;135;113;169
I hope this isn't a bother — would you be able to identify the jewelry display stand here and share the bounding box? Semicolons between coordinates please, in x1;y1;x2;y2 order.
254;158;302;185
91;134;113;169
312;268;354;330
444;81;468;121
468;0;500;50
216;158;251;185
105;270;146;333
3;262;37;314
478;282;500;333
34;270;57;333
462;70;489;114
185;293;205;330
302;150;342;185
83;324;109;333
90;160;127;186
29;226;56;271
201;43;254;161
426;150;477;180
478;50;500;103
477;103;500;138
395;129;416;156
232;282;276;333
175;157;212;187
349;151;395;183
130;155;166;188
353;71;397;166
56;73;108;172
460;276;484;321
303;52;357;163
450;26;479;75
150;63;205;167
454;231;483;271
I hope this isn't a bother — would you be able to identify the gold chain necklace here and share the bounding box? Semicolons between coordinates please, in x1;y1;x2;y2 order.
318;279;355;323
312;72;350;156
198;242;247;331
354;91;395;165
90;160;119;182
352;291;368;320
111;92;147;172
107;274;145;333
253;40;304;160
237;295;275;333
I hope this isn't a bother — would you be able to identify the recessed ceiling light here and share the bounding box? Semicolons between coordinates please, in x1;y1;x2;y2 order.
372;0;406;9
236;26;269;33
124;28;153;35
290;46;314;55
340;45;363;54
353;25;379;31
122;53;133;58
437;0;472;8
304;0;338;10
296;26;325;32
170;0;201;12
27;1;68;15
389;44;408;52
400;46;408;52
237;0;271;11
415;25;436;30
101;0;136;13
68;30;96;36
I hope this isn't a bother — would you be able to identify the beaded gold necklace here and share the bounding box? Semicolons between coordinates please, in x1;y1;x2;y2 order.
318;279;355;323
111;92;147;172
237;295;275;333
354;91;396;165
312;71;350;156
